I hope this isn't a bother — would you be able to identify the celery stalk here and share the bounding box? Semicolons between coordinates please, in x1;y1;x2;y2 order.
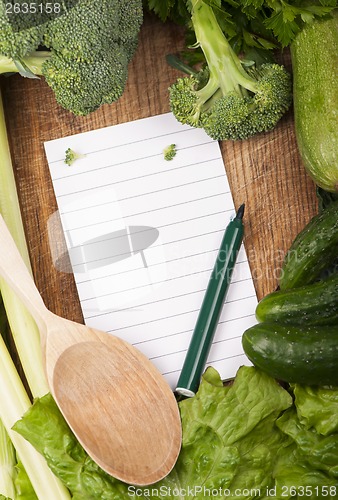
0;90;49;398
0;335;70;499
0;418;16;499
0;88;71;498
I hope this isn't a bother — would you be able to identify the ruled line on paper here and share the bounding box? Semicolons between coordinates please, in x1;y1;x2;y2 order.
83;278;255;320
80;263;251;303
60;203;231;235
56;170;225;199
59;188;230;219
44;112;258;390
150;336;247;361
79;248;253;307
68;217;232;266
74;229;240;285
132;311;256;346
93;294;258;335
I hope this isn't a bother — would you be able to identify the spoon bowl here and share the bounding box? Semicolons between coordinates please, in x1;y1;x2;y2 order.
0;215;181;485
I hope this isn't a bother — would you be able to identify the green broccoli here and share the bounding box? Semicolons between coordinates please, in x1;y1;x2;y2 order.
64;147;86;166
168;0;292;141
163;144;177;161
0;0;143;115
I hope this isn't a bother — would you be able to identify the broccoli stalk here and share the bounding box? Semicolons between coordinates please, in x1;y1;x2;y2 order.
0;51;49;77
192;3;257;97
169;0;292;141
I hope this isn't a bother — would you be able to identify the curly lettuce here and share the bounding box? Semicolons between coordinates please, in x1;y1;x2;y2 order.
12;366;338;499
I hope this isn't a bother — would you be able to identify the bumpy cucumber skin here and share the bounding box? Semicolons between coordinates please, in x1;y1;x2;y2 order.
242;323;338;386
291;11;338;193
256;273;338;326
279;201;338;290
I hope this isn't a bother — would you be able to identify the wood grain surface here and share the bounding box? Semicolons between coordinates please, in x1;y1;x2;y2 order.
1;13;318;326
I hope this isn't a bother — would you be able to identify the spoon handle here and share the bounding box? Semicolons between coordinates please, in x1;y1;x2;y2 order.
0;215;49;331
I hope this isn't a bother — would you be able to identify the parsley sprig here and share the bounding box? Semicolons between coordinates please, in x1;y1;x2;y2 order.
144;0;337;54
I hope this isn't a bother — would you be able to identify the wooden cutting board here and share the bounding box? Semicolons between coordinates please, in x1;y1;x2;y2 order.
1;13;317;325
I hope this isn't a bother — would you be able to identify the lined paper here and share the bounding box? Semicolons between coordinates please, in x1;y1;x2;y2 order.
44;112;257;389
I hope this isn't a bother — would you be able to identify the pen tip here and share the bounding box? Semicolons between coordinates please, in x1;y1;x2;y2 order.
235;203;245;220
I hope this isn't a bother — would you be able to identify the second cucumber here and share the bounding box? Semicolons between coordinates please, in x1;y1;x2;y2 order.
256;273;338;326
279;201;338;290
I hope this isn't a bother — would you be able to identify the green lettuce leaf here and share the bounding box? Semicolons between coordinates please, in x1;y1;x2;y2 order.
277;408;338;479
13;393;125;499
293;385;338;436
274;441;338;498
13;366;293;499
13;365;338;499
15;461;38;500
14;365;338;499
173;366;292;498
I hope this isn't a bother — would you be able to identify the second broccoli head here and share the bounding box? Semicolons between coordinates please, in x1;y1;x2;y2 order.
0;0;143;115
169;0;292;141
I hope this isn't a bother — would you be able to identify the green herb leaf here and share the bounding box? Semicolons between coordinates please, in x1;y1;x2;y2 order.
145;0;177;21
264;10;301;46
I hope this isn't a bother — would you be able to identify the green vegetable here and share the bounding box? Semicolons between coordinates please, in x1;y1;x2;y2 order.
15;366;338;497
64;148;86;166
242;322;338;386
0;0;143;115
144;0;336;54
256;273;338;326
291;10;338;193
279;201;338;290
163;143;177;161
277;408;338;479
0;300;18;500
0;93;51;398
168;0;292;141
293;384;338;436
317;186;338;212
0;334;70;498
275;384;338;496
14;367;292;498
0;91;71;498
0;418;16;498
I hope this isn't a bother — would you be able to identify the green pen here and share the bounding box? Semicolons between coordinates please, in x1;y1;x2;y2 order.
175;203;245;397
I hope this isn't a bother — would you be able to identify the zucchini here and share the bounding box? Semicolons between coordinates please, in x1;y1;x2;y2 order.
256;273;338;326
291;11;338;193
242;323;338;386
279;201;338;290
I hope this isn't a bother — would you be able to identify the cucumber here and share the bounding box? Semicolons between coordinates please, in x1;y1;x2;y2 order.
256;273;338;326
279;201;338;290
291;11;338;193
242;323;338;386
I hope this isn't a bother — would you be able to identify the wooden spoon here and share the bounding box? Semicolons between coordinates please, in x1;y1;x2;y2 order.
0;215;181;486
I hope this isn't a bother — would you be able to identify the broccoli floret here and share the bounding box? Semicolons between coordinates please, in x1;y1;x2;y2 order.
163;144;177;161
0;0;143;115
169;0;292;141
64;148;86;166
43;47;129;115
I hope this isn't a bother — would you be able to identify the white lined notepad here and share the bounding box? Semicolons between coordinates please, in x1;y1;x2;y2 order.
44;112;257;389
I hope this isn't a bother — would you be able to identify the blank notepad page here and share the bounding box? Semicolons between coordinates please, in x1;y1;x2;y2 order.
44;112;257;389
